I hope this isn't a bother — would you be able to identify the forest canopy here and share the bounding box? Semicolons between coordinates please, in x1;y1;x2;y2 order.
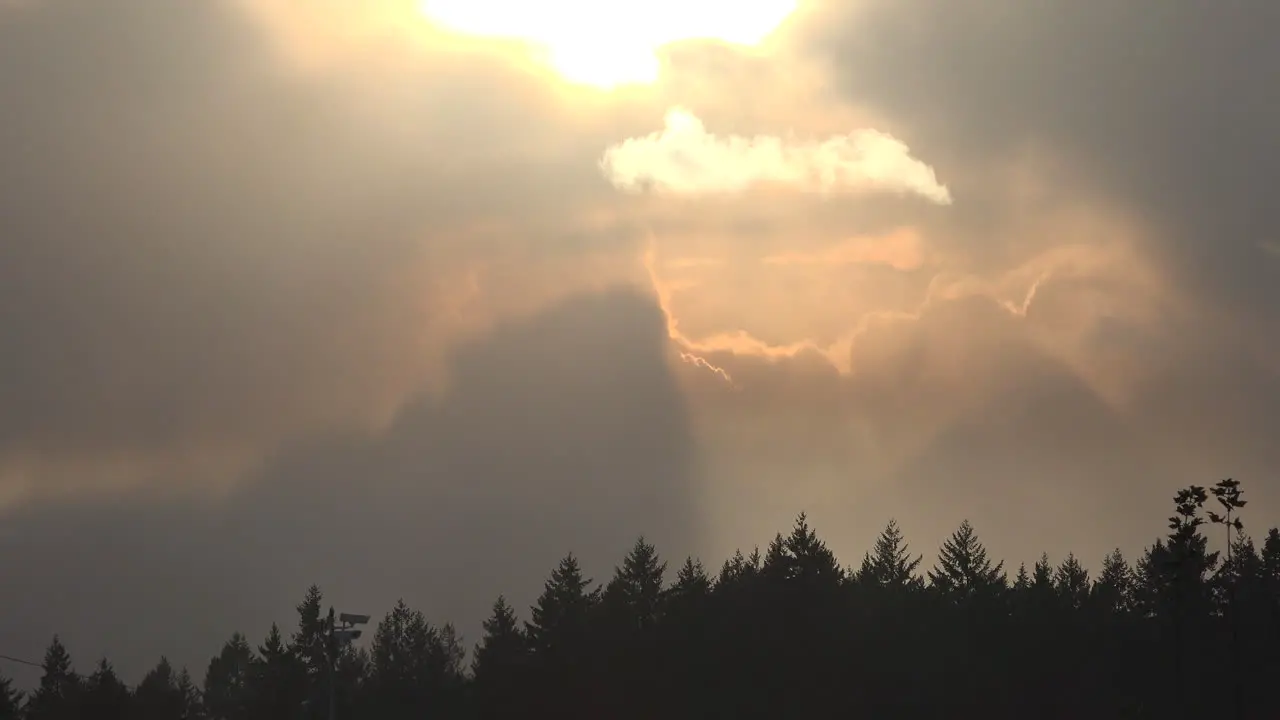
3;479;1278;719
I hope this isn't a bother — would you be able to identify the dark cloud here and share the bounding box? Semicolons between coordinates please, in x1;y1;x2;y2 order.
798;0;1280;319
0;288;699;683
0;0;646;500
684;289;1280;573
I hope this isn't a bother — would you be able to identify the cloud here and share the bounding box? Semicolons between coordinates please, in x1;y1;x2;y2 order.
0;0;644;507
761;227;928;270
4;0;1280;695
796;0;1280;332
0;288;703;684
599;107;952;203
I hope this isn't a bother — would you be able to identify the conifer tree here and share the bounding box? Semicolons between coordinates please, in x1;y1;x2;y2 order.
1091;549;1135;615
526;554;599;657
666;557;712;610
472;596;527;682
763;514;844;589
291;584;327;713
366;599;466;720
79;658;130;720
24;635;79;720
203;633;254;720
471;596;528;720
1054;554;1090;610
1032;553;1054;593
133;656;186;720
603;537;667;631
857;520;923;590
716;548;761;593
177;667;205;719
525;553;601;720
249;624;304;720
928;520;1006;601
0;672;24;720
1012;564;1029;590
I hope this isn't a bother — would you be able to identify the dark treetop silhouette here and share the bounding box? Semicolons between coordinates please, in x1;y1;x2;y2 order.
3;479;1279;720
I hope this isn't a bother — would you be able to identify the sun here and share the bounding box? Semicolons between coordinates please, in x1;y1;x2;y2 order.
417;0;799;89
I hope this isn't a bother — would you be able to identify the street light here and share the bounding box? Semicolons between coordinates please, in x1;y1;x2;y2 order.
324;606;369;720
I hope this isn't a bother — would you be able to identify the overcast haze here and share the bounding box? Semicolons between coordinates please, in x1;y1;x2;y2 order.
1;0;1278;683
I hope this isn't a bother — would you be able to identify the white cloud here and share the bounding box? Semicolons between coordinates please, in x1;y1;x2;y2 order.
600;107;952;204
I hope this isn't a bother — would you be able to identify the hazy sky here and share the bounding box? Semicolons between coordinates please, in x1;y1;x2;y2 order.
2;0;1278;683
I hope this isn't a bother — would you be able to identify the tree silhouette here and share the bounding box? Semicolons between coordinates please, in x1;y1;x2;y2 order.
79;658;130;720
1208;478;1248;720
470;596;528;720
1147;485;1219;718
24;635;79;720
0;672;23;720
248;624;303;720
857;519;923;590
132;657;188;720
365;599;465;719
525;553;601;720
12;477;1280;720
1054;553;1090;610
598;537;667;720
1091;548;1135;615
290;585;326;718
929;519;1006;601
203;633;254;720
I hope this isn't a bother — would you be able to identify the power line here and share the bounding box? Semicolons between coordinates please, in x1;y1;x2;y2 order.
0;653;46;671
1;652;88;689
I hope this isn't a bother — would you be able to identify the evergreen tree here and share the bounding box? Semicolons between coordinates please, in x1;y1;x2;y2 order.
0;672;23;720
715;548;761;593
366;600;464;720
1208;478;1248;720
176;667;204;719
471;596;528;720
333;644;368;720
248;624;304;720
132;656;186;720
665;557;712;611
928;520;1006;601
1262;528;1280;586
11;477;1280;720
762;514;845;589
290;585;326;716
472;595;527;682
602;537;667;631
1162;486;1221;616
600;538;668;720
526;554;599;657
1091;548;1135;615
1012;563;1030;593
1021;553;1056;614
1032;553;1054;593
1147;486;1220;718
79;658;130;720
1054;553;1090;610
526;553;601;719
857;519;923;590
24;635;79;720
203;633;254;720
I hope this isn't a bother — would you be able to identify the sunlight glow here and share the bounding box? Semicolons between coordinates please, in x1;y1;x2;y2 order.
417;0;799;89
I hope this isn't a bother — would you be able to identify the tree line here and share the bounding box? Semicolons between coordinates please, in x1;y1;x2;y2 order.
3;479;1279;719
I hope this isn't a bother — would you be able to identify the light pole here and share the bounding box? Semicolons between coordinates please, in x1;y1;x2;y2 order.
324;607;369;720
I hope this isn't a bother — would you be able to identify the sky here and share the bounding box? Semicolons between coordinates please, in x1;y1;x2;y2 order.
1;0;1279;684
